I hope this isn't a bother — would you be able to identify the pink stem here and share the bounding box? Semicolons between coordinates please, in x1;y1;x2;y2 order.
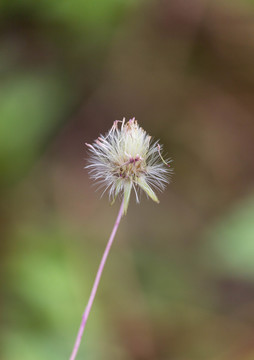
69;200;124;360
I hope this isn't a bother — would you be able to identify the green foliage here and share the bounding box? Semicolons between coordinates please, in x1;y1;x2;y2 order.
203;195;254;279
0;72;69;184
3;225;107;360
1;0;136;34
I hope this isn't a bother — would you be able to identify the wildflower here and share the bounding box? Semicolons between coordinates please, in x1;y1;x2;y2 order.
86;117;172;214
70;117;172;360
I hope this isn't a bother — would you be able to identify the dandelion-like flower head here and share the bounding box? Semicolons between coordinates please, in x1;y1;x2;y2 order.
86;117;172;213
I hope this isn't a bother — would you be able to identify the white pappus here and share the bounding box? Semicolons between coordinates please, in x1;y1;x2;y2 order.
85;117;172;214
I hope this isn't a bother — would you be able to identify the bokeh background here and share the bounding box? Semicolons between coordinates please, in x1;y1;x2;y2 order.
1;0;254;359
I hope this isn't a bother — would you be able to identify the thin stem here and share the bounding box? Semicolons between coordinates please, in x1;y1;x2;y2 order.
69;200;124;360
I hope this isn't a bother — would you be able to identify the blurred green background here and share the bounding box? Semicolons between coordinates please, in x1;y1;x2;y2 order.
1;0;254;359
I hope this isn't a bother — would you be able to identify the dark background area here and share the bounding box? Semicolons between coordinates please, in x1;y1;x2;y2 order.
1;0;254;359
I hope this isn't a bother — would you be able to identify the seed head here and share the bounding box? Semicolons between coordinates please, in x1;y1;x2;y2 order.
86;117;172;214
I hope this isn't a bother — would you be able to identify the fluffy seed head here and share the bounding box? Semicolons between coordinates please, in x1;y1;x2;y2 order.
86;117;172;214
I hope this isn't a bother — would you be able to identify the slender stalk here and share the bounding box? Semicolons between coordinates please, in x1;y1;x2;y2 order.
69;200;124;360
